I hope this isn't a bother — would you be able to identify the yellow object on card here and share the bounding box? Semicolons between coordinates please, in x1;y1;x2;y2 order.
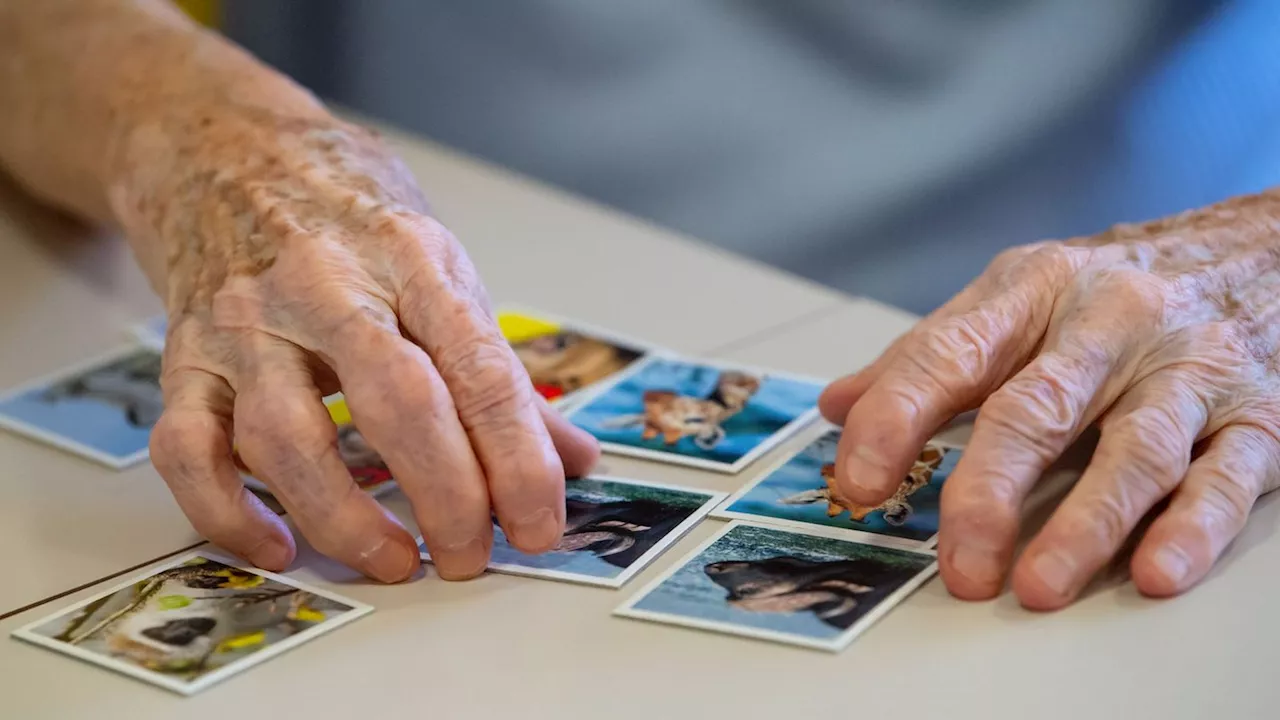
217;631;265;652
325;396;352;426
498;311;560;344
173;0;219;28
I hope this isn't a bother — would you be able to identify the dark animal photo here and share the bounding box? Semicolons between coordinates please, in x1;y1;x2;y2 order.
622;523;936;648
422;477;720;587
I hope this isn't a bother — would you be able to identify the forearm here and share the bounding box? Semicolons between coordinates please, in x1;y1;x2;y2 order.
0;0;327;229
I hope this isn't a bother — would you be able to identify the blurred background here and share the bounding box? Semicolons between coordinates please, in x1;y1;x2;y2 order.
182;1;1280;315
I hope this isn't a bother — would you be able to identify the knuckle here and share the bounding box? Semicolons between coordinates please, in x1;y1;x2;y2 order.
1101;269;1170;325
990;242;1044;271
317;302;399;351
1105;406;1190;488
395;225;485;309
236;393;334;468
148;414;192;477
981;375;1077;459
1024;243;1077;277
916;312;997;383
1070;493;1132;549
950;467;1023;518
149;411;219;482
1194;469;1256;531
491;458;561;509
433;338;533;423
880;371;931;412
1189;321;1271;373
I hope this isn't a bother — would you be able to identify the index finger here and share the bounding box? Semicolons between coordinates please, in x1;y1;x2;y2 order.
833;296;1037;508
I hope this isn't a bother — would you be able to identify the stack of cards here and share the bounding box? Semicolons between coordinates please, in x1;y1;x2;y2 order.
8;305;960;696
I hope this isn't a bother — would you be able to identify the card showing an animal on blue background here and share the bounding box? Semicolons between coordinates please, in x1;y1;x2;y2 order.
715;428;960;547
567;356;822;472
0;346;162;468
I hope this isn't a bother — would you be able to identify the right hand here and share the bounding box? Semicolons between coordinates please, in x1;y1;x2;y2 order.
124;107;599;582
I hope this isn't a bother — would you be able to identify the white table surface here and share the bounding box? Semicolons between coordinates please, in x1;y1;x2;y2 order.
3;120;1277;719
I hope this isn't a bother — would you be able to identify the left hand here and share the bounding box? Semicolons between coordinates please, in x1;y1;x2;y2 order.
818;193;1280;609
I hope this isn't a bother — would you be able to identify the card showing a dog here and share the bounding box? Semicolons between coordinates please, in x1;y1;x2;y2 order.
498;306;660;411
564;355;824;473
714;424;961;549
417;476;726;588
615;521;937;652
0;345;163;469
11;553;372;695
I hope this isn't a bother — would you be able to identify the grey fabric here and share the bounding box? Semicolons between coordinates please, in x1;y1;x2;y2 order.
224;1;1277;314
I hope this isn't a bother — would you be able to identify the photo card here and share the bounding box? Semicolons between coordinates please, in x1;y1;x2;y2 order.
714;423;962;548
418;475;725;588
615;521;937;652
11;552;372;695
564;354;823;473
497;306;660;410
0;345;163;468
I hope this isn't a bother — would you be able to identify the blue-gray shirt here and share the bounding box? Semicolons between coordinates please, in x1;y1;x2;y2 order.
225;0;1279;313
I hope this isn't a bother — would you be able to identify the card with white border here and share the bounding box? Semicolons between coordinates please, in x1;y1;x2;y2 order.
417;475;725;588
497;305;664;411
712;422;963;549
11;552;372;696
564;353;824;473
0;344;162;469
614;521;937;653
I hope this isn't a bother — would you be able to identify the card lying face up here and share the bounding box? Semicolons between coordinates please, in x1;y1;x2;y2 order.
564;355;823;473
418;476;725;588
238;396;397;498
11;553;372;695
614;521;937;652
0;345;163;468
714;425;961;548
498;307;657;409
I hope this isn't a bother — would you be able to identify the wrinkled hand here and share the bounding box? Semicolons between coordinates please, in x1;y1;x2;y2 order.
819;196;1280;609
117;109;599;582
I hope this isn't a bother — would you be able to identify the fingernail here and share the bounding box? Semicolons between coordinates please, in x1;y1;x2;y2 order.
951;543;1004;585
1030;549;1078;597
511;507;561;551
361;535;418;583
1153;544;1192;585
436;537;489;580
844;445;888;499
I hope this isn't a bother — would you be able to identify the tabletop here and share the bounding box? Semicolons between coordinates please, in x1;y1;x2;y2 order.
2;119;1277;719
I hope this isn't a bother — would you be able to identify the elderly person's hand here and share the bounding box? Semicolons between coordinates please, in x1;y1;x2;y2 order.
820;197;1280;609
139;111;600;584
1;0;598;583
